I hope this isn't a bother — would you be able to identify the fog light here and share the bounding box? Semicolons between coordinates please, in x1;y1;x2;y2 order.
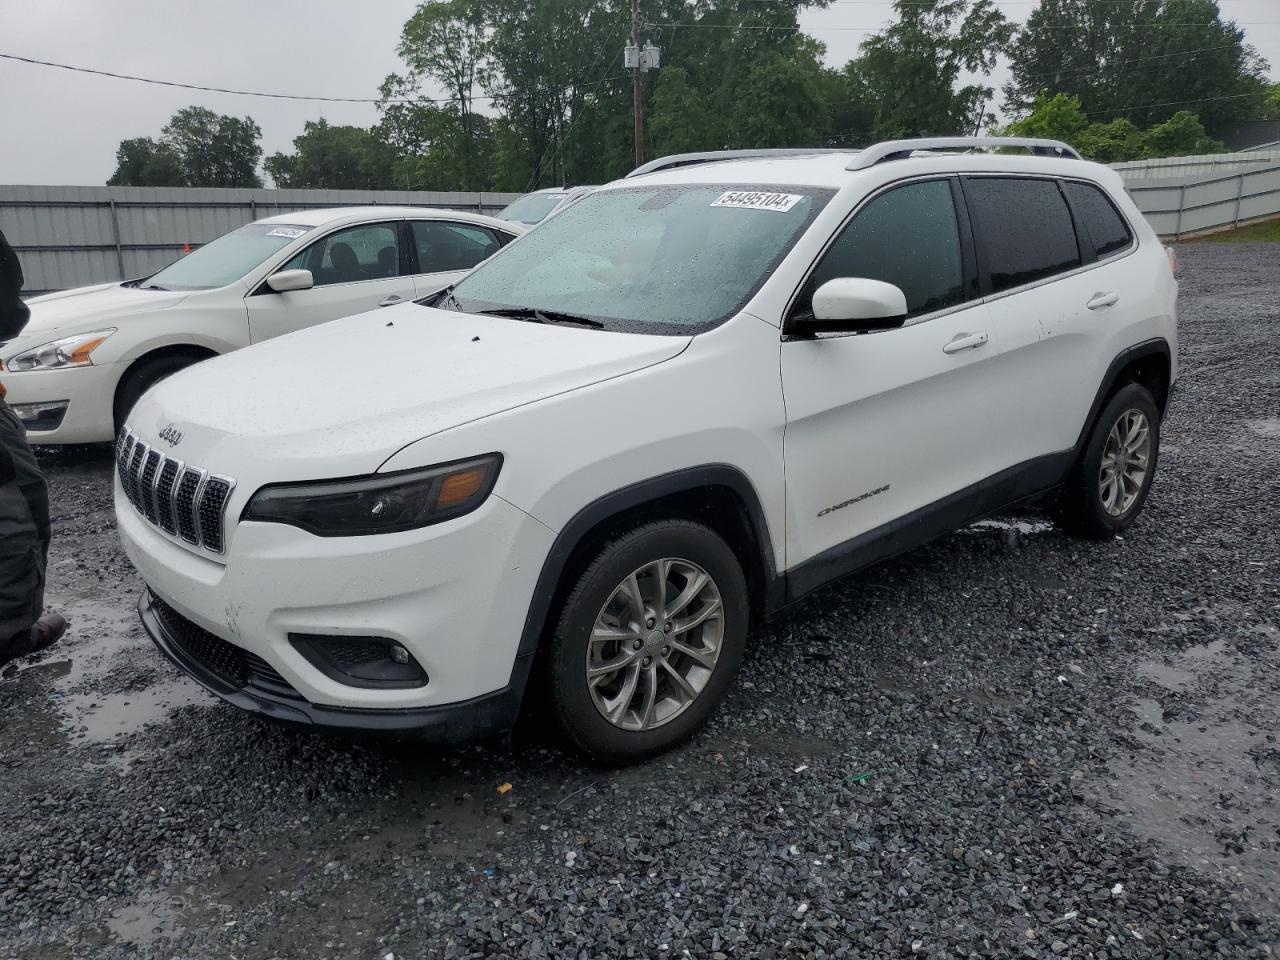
11;400;69;432
289;634;428;689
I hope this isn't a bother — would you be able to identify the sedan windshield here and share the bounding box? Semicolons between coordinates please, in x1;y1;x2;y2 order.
144;223;311;290
497;192;566;225
451;184;831;334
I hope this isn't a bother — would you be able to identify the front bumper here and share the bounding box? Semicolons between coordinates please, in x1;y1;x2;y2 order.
0;362;120;443
139;588;528;738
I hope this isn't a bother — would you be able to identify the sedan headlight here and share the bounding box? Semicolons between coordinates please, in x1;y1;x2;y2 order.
4;329;115;372
242;455;502;536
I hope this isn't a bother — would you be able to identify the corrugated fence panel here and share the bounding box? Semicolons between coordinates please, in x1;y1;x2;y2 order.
1124;163;1280;238
1;184;522;294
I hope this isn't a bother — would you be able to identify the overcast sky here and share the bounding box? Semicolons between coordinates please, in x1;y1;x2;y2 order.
1;0;1277;186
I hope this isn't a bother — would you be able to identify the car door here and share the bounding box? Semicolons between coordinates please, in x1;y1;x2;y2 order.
246;220;415;343
408;220;513;298
962;176;1123;481
781;177;1001;575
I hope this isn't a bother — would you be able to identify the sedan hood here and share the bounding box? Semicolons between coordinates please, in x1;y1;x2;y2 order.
19;282;190;341
130;304;690;479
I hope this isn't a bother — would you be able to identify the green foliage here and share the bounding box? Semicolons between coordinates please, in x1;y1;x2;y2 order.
264;121;399;190
1003;93;1224;161
730;51;832;149
1006;0;1270;136
1141;110;1225;157
107;138;185;187
852;0;1015;140
1262;83;1280;120
108;108;262;188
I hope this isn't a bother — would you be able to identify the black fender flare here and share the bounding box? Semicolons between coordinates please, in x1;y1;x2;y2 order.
1072;338;1173;454
510;464;782;676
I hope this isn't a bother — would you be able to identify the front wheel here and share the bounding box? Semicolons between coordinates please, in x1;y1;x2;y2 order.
1057;382;1161;539
113;353;206;435
547;520;749;764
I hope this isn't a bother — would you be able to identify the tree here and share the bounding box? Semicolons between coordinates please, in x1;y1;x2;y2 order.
106;107;263;187
729;49;832;149
851;0;1014;140
265;120;398;189
1002;91;1223;161
1006;0;1270;136
107;137;185;187
1141;110;1225;156
389;0;489;189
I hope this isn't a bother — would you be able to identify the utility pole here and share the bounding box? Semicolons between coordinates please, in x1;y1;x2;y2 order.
631;0;644;167
624;4;660;168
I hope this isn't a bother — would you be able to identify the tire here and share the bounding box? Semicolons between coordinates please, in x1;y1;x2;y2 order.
547;519;749;764
1057;382;1161;539
113;353;206;434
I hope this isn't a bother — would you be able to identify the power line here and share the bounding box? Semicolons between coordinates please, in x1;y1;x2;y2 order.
1019;43;1242;81
665;19;1279;31
1084;90;1270;116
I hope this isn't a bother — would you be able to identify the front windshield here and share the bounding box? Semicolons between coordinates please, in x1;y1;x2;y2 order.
497;192;566;225
451;184;831;334
145;223;311;290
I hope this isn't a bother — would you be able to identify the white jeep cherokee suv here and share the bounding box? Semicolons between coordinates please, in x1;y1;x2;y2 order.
116;138;1178;763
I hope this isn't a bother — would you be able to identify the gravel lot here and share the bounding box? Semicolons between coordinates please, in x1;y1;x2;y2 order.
2;241;1278;959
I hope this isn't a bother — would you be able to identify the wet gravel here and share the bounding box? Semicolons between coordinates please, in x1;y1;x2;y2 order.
2;241;1279;958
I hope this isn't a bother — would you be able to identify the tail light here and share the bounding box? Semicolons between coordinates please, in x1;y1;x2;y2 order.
1165;245;1179;278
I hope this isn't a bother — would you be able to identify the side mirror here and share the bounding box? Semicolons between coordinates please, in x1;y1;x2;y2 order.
806;277;907;334
267;269;314;293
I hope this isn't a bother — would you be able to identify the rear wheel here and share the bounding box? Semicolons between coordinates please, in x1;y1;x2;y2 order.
113;353;208;434
1057;382;1160;539
547;520;748;764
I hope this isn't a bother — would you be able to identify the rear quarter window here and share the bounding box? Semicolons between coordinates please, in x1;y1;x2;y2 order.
964;177;1081;294
1062;181;1134;258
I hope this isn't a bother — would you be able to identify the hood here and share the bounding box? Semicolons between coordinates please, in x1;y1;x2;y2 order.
18;282;191;341
129;304;690;479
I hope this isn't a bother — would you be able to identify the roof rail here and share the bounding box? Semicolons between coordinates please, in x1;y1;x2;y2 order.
847;137;1082;171
628;148;855;178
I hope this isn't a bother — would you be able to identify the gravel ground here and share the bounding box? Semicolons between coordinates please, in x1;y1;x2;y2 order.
2;241;1278;959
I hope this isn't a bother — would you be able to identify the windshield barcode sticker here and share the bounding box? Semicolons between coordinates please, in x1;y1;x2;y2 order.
711;191;803;213
266;227;306;239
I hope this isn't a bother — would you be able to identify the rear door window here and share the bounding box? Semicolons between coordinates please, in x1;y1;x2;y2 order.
963;178;1081;294
795;178;966;321
411;221;503;274
1062;181;1133;259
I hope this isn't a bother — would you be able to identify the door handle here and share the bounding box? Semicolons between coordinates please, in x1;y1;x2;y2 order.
942;331;989;354
379;295;404;307
1087;292;1119;310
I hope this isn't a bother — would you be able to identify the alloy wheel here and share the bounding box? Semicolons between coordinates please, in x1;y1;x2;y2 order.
585;558;724;731
1099;408;1151;517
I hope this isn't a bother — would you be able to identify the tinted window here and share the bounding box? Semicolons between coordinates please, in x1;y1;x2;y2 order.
285;223;400;287
412;221;502;273
1062;181;1133;258
800;179;964;319
965;178;1080;293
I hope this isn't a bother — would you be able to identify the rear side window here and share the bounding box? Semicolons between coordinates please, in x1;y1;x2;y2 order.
799;179;964;320
964;178;1080;294
1062;181;1133;258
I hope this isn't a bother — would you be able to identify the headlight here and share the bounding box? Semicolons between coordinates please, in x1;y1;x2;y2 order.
4;329;115;372
241;455;502;536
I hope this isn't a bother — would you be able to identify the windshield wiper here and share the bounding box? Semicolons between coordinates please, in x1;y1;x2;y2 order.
479;306;604;329
140;283;169;291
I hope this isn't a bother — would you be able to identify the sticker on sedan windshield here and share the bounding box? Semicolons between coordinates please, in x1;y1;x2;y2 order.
711;191;804;213
266;227;306;239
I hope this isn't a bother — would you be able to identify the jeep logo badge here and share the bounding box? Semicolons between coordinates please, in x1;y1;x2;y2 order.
158;423;184;448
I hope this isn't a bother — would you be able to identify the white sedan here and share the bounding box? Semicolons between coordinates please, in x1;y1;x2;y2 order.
0;206;524;443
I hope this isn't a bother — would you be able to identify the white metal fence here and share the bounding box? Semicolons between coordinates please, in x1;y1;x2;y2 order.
1112;150;1280;239
1;185;522;296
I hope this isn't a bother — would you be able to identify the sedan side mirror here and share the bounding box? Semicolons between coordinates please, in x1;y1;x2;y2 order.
267;269;314;293
803;277;907;334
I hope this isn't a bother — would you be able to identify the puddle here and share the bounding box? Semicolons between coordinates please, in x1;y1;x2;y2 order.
1245;418;1280;438
1097;634;1280;907
107;890;188;947
963;518;1056;536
